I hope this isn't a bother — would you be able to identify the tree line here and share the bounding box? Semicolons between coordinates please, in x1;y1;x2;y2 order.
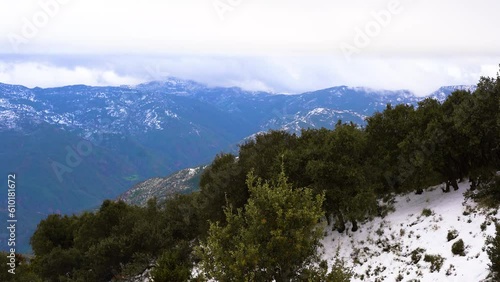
2;69;500;281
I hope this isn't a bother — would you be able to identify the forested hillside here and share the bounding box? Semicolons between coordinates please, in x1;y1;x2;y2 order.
1;79;446;253
3;70;500;281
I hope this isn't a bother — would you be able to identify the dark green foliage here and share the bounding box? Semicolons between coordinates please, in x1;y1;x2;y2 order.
324;260;354;282
197;170;351;281
238;130;298;181
451;239;465;256
28;68;500;280
423;254;445;272
152;242;192;282
365;69;500;195
32;247;82;281
163;194;201;242
30;214;76;256
300;260;353;282
198;153;247;233
0;252;42;281
300;123;378;232
428;91;473;189
365;103;417;193
487;224;500;279
472;175;500;207
30;199;180;281
421;208;433;217
399;98;443;193
447;229;459;241
481;221;488;231
410;248;426;264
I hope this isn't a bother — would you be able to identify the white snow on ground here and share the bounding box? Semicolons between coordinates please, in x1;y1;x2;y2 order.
321;181;499;282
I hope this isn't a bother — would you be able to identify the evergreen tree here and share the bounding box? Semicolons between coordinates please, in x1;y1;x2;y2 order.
238;130;298;181
487;224;500;280
428;90;473;191
366;104;417;193
398;97;442;194
0;252;42;281
151;242;192;282
198;153;247;233
196;169;347;281
304;123;377;232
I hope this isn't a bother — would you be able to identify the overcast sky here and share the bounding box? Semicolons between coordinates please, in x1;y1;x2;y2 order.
1;0;499;96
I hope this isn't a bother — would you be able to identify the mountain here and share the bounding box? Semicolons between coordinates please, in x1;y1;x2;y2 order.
116;85;480;209
0;78;472;252
428;85;477;103
119;165;206;207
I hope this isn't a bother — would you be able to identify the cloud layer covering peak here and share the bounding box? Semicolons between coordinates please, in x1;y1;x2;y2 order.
1;0;499;95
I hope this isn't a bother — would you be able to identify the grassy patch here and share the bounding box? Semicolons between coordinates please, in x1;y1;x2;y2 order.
123;174;140;181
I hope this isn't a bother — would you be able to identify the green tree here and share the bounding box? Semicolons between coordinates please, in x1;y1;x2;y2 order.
431;90;474;191
0;252;42;282
163;193;201;242
487;224;500;280
31;247;82;282
456;73;500;179
197;170;343;281
152;242;192;282
198;153;247;233
304;123;377;232
30;214;76;256
238;130;298;181
366;104;417;193
397;98;442;194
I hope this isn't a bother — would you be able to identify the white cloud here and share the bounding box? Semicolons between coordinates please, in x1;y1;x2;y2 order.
0;1;499;95
0;61;143;88
1;0;499;55
0;56;498;96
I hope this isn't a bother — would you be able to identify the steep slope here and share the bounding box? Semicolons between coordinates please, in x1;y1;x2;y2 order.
428;85;477;103
119;165;206;207
0;79;473;252
322;181;497;281
117;83;478;212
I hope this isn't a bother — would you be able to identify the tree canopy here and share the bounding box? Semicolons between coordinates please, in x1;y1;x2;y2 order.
25;67;500;280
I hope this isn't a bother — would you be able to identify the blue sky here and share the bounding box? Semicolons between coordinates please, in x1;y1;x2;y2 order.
1;0;499;96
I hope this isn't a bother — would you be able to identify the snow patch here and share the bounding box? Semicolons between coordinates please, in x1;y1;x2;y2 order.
322;181;497;281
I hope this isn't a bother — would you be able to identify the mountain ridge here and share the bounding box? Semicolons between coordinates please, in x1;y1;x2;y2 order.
0;78;475;252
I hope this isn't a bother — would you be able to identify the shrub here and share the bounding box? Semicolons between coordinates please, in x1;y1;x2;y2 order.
487;224;500;280
410;248;426;264
451;239;465;256
472;175;500;208
421;208;433;217
447;229;459;241
196;171;349;281
423;254;445;272
151;243;192;282
446;264;456;276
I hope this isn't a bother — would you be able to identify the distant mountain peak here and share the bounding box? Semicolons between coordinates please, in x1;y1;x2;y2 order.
428;85;477;103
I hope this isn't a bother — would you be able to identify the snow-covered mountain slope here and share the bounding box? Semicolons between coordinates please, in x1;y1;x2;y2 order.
119;165;206;207
322;181;497;281
428;85;477;103
0;78;476;253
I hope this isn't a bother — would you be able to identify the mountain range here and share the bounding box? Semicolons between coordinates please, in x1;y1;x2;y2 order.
0;77;474;252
